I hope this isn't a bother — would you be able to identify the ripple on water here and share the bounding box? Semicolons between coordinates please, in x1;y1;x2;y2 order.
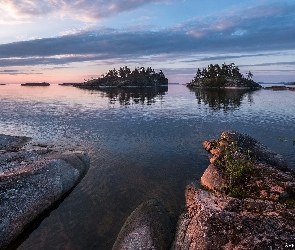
0;84;294;249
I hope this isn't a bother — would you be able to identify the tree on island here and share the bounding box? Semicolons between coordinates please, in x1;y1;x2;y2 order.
246;71;253;80
187;63;261;88
74;66;168;88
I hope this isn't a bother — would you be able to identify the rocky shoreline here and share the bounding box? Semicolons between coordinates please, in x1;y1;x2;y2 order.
113;131;295;249
264;85;295;91
1;132;294;249
0;134;90;249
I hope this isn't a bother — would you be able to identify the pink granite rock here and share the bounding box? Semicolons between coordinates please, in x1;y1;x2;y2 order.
0;134;90;249
172;183;295;250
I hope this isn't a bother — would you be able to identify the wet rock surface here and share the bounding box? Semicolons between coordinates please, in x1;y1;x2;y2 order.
0;134;90;249
0;134;30;152
113;199;172;250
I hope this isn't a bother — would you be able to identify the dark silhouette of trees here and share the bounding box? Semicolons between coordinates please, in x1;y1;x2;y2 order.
75;66;168;88
188;63;261;88
246;71;253;80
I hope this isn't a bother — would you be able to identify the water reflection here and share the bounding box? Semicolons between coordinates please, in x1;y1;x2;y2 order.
1;84;294;250
190;88;256;111
88;86;168;105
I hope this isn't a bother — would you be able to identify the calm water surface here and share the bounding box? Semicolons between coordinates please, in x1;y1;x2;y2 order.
0;84;294;249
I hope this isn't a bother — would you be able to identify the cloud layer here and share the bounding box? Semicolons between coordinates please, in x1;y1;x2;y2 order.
0;0;166;21
0;2;294;67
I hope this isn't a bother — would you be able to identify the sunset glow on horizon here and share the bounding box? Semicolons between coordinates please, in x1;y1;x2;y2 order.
1;0;295;84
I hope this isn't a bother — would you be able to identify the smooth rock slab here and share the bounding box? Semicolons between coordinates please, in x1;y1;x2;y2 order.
0;134;90;249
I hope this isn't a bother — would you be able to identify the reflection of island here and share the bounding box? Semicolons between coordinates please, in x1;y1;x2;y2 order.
91;86;168;105
190;88;256;111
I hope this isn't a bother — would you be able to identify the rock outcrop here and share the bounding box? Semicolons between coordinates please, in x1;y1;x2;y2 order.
201;131;293;200
187;76;261;89
173;131;295;249
113;131;295;249
113;199;172;250
0;134;90;249
172;183;295;249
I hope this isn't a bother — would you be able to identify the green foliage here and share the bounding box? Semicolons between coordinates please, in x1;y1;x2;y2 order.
246;71;253;80
188;63;258;88
75;66;168;88
217;142;255;197
227;186;246;198
192;63;242;85
281;186;295;207
280;198;295;208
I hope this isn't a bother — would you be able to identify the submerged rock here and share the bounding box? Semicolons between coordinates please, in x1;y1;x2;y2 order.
0;134;90;249
0;134;31;152
113;199;172;250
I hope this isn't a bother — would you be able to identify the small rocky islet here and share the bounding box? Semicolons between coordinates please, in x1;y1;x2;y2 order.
73;63;261;89
74;66;168;89
18;64;294;90
21;82;50;86
186;63;262;89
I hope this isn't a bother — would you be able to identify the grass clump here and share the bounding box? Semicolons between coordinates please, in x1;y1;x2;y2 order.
280;198;295;207
217;142;255;198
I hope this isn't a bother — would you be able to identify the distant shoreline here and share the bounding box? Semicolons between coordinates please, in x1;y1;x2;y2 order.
21;82;50;86
264;85;295;91
58;83;77;86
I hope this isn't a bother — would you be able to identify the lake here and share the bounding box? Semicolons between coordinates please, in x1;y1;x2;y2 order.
0;84;294;249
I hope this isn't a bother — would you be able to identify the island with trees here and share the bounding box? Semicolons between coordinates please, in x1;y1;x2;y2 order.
74;66;168;89
187;63;261;89
21;82;50;86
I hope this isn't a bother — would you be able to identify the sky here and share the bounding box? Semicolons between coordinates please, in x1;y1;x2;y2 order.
0;0;295;84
